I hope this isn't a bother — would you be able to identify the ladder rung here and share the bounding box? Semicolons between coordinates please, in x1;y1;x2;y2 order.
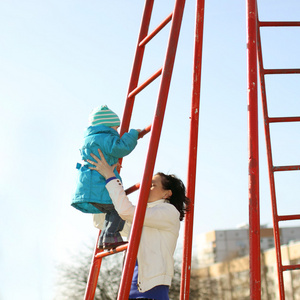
138;124;152;139
264;69;300;75
269;116;300;123
95;244;128;259
139;13;173;47
273;165;300;172
278;214;300;222
259;21;300;27
282;264;300;272
125;183;140;195
127;68;162;98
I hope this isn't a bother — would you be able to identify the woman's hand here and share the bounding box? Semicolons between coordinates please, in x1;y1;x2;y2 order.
87;149;118;179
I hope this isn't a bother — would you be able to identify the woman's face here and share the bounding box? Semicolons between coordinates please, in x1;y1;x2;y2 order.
148;174;171;203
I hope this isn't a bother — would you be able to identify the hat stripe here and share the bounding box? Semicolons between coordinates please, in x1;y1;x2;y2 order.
93;116;119;120
88;105;120;127
91;121;119;125
92;118;119;123
92;115;118;119
93;112;117;116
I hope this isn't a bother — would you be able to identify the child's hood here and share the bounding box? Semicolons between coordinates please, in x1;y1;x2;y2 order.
84;124;120;138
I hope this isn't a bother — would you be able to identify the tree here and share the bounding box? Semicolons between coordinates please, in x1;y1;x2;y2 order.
54;243;200;299
55;243;122;300
170;255;201;299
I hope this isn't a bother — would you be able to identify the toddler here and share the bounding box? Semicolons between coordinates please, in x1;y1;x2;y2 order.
72;105;140;249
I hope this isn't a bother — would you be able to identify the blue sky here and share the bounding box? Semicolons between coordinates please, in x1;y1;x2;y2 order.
0;1;299;299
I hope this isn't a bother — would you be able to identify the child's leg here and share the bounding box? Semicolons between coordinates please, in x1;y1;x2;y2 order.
103;208;126;248
98;218;108;249
92;204;113;249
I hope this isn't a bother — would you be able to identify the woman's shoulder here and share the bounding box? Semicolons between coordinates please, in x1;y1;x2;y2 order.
152;201;180;218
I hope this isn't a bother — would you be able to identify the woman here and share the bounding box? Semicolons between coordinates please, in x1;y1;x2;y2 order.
88;149;189;300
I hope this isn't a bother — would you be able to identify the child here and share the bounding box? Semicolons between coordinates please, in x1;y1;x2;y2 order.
72;105;140;249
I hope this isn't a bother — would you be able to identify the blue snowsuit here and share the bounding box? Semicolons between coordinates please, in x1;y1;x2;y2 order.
72;124;139;214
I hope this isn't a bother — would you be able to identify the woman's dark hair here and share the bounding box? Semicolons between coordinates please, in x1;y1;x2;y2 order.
156;172;190;221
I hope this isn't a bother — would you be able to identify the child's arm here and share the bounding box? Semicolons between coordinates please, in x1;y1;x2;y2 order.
104;129;140;158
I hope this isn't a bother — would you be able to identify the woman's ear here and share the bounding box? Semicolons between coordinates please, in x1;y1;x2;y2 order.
164;190;172;199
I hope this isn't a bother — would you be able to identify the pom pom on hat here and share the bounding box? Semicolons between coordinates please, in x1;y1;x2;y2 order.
88;105;121;127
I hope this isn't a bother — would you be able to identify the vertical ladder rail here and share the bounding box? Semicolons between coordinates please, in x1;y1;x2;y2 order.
84;0;189;298
117;0;187;298
84;232;103;300
247;0;261;299
120;0;154;138
256;19;284;299
84;4;156;292
256;13;300;300
84;184;142;300
180;0;205;299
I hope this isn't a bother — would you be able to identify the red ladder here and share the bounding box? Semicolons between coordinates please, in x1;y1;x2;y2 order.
83;0;205;299
256;5;300;300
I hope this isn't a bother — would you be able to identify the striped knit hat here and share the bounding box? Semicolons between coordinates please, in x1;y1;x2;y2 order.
88;105;120;127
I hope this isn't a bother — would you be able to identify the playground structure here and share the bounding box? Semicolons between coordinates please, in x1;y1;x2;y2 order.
248;1;300;299
83;0;300;299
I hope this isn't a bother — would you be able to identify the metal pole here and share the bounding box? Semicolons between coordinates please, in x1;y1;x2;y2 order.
117;0;186;298
84;232;103;300
180;0;204;298
246;0;261;298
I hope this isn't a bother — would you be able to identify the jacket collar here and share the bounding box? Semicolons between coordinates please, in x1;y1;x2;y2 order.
84;124;120;137
147;199;169;208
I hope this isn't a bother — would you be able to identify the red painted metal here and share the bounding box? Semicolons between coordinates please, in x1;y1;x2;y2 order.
84;119;151;299
257;16;285;299
118;0;154;173
247;0;261;299
278;214;300;222
137;124;152;139
117;1;187;298
125;183;140;196
127;68;162;98
84;232;103;300
269;117;300;123
256;8;300;300
120;0;155;139
259;21;300;27
180;0;204;299
282;264;300;272
257;16;286;300
85;0;191;298
139;13;173;47
273;165;300;172
95;244;128;259
264;69;300;75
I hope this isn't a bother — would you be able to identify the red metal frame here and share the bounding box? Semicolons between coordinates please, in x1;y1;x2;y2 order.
256;12;300;300
180;0;205;299
119;0;155;140
84;0;190;299
117;1;187;298
247;0;261;299
84;232;103;299
84;1;300;299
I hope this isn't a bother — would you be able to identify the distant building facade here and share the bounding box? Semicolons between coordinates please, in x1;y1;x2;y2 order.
193;241;300;300
196;226;300;267
193;226;300;299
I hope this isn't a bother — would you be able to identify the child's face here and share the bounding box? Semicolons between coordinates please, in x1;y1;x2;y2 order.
111;126;119;132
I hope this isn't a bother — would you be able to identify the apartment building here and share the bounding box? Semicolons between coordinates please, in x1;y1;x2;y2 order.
196;226;300;267
193;241;300;299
